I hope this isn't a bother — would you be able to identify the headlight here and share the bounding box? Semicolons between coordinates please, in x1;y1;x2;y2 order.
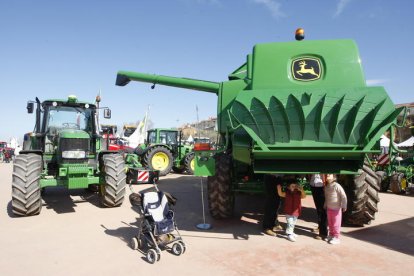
62;150;86;159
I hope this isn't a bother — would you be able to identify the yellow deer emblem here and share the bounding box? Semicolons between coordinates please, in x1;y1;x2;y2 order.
296;60;320;77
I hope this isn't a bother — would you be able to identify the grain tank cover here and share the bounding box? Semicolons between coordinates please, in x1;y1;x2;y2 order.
249;39;365;89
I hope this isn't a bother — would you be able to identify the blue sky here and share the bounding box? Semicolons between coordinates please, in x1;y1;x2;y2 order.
0;0;412;141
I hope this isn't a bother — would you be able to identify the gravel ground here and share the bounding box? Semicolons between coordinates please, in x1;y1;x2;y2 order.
1;162;413;275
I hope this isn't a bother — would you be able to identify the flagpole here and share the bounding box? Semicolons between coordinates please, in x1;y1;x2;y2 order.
195;104;212;230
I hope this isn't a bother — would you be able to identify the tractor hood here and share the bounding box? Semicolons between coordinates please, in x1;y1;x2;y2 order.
58;129;90;139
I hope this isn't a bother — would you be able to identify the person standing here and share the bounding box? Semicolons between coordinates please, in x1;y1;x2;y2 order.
324;174;347;245
309;174;328;240
277;179;306;242
262;174;283;236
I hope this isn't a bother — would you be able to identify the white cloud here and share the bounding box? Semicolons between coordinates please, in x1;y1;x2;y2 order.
366;79;389;85
252;0;286;19
333;0;352;18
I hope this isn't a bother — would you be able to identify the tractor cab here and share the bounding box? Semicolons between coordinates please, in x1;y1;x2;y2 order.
23;95;112;175
146;129;179;146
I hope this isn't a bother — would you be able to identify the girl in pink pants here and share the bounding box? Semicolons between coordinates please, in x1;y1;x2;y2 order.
324;174;347;245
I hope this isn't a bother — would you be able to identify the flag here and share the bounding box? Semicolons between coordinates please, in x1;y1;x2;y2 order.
137;117;145;134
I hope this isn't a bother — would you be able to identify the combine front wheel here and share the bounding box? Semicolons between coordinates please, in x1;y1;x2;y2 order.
100;154;127;207
207;153;234;219
340;163;380;226
11;154;43;216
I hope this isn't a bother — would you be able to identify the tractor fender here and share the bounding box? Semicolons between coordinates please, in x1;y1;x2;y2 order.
98;150;122;169
144;144;173;155
19;150;43;156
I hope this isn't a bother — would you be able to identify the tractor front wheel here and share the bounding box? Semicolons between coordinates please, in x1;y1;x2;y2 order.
390;173;405;194
340;162;380;226
11;154;43;216
100;154;127;207
172;166;185;174
184;152;195;175
207;153;234;219
143;146;173;176
376;171;389;192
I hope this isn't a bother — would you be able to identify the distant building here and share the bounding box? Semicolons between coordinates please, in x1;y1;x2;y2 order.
179;117;217;141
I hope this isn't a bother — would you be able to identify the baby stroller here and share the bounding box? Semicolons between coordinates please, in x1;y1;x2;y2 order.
129;188;186;264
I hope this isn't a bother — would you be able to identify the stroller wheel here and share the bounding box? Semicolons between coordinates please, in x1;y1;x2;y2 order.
171;242;184;256
179;241;186;254
130;237;139;250
146;249;160;264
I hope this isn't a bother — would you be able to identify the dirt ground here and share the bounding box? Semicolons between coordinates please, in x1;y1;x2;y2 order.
1;162;413;275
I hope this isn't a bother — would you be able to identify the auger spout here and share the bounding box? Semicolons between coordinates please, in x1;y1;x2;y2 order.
116;71;220;94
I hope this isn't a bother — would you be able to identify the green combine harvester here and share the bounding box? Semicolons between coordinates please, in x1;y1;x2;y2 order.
12;96;127;216
116;31;403;226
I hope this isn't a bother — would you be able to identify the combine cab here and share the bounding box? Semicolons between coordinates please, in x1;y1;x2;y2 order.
122;124;137;138
12;96;127;216
116;32;403;225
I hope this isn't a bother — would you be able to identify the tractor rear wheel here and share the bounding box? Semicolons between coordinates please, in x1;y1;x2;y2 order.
376;171;389;192
100;154;127;207
207;153;234;219
143;146;173;176
11;154;43;216
390;173;404;194
340;162;380;226
184;152;195;175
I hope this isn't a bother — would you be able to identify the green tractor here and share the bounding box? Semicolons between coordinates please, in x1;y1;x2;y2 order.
12;95;127;216
116;32;403;226
0;141;7;161
136;128;195;176
375;131;414;194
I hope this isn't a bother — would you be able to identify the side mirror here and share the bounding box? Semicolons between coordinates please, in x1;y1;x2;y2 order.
27;102;34;114
103;108;111;119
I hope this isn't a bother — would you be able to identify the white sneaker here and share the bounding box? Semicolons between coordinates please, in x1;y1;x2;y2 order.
329;237;341;245
285;232;297;237
324;235;333;242
287;234;296;242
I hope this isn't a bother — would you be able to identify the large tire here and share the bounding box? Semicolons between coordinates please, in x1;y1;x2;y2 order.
11;154;43;216
376;171;389;192
100;154;126;207
207;153;233;219
143;146;173;176
184;152;195;175
390;173;404;194
172;166;185;174
340;163;380;226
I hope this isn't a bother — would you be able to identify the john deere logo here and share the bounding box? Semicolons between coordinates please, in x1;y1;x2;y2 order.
292;58;322;81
